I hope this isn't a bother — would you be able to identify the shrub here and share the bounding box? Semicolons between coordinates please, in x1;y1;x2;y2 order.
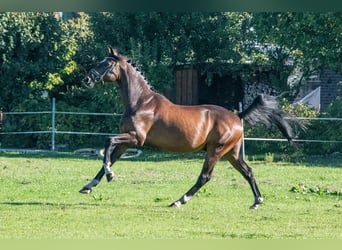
0;85;123;150
317;97;342;154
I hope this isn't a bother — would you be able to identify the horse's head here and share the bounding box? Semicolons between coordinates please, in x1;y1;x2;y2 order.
83;47;123;88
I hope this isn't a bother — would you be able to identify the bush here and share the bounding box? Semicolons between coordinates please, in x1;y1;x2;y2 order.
0;85;123;150
52;85;123;150
0;96;51;149
314;97;342;154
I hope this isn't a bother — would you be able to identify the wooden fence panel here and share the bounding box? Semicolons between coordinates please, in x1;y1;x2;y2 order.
175;68;198;105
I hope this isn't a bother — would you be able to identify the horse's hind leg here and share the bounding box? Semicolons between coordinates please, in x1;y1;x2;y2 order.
227;154;263;209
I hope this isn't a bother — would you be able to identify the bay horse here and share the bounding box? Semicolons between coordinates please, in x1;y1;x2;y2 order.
80;47;297;209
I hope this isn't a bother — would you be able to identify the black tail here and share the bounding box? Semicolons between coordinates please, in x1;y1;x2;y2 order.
238;94;301;145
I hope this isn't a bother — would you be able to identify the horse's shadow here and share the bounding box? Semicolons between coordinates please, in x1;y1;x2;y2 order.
0;200;170;210
0;201;102;208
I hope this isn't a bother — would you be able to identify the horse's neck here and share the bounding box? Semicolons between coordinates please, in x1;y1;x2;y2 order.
119;65;153;111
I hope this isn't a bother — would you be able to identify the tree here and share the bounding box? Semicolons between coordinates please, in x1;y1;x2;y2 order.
0;12;78;111
250;12;342;95
0;12;99;149
87;12;253;93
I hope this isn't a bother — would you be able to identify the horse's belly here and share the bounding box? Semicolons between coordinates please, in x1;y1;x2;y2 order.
144;127;206;153
145;140;204;153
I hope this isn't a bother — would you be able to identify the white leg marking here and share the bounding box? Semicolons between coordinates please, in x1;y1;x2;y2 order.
172;201;182;208
103;162;112;175
180;195;192;204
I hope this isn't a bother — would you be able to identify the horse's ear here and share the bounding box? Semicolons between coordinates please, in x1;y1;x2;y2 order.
108;46;120;60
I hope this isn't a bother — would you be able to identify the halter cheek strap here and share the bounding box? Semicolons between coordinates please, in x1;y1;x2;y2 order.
90;69;103;83
90;60;117;83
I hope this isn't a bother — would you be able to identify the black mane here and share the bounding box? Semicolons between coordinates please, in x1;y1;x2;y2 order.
125;58;160;94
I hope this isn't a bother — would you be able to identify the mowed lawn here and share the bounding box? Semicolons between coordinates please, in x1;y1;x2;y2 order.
0;150;341;239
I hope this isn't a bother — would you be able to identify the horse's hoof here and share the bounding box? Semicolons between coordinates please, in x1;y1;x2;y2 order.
106;173;114;182
168;201;181;208
250;203;259;210
79;187;92;194
250;197;263;209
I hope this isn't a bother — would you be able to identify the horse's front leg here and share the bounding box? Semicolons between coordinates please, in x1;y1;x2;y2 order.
79;132;137;194
103;134;134;181
79;166;105;194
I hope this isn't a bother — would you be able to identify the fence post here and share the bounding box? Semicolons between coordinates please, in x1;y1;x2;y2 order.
51;98;56;151
239;101;245;159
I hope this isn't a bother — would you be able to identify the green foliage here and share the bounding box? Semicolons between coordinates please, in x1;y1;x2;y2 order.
326;96;342;117
1;12;342;152
286;97;342;155
281;98;319;118
290;183;342;197
0;12;118;150
87;12;254;91
264;152;274;163
53;86;122;150
251;12;342;90
313;97;342;154
0;13;76;110
0;86;122;150
0;97;51;149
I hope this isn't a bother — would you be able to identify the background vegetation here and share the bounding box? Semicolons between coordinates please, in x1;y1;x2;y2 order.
0;12;341;154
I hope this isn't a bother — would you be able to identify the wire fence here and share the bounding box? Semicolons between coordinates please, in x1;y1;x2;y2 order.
1;98;342;156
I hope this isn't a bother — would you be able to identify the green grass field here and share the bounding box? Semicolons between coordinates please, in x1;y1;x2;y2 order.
0;150;341;239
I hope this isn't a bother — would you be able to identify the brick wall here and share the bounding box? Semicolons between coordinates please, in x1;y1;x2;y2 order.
298;70;342;112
